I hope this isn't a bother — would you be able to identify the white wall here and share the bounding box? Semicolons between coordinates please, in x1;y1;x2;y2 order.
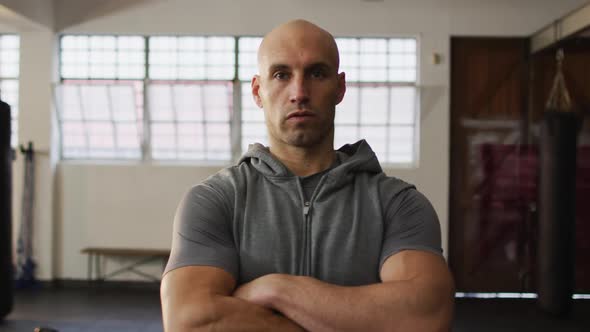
2;0;59;281
13;28;58;280
55;163;223;279
8;0;588;280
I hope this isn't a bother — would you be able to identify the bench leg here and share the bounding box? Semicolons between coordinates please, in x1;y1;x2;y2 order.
95;254;101;282
87;253;92;285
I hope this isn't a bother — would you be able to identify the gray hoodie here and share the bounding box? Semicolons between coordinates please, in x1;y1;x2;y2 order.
165;140;442;286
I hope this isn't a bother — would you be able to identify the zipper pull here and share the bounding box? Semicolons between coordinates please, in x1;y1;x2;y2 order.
303;201;310;215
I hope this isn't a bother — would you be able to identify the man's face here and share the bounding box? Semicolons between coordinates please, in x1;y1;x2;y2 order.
252;29;346;148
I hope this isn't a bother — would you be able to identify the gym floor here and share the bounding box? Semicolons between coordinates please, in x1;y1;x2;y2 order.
0;286;588;332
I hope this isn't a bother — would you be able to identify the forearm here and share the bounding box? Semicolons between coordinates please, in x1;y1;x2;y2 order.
166;293;305;332
240;275;453;332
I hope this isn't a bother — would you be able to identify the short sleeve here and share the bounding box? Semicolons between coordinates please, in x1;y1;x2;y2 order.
379;188;443;268
163;180;238;280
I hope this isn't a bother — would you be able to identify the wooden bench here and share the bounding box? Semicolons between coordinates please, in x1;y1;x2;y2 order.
81;247;170;282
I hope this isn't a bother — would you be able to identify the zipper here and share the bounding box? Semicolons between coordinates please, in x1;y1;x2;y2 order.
303;201;310;215
303;201;311;276
297;175;328;277
295;179;308;276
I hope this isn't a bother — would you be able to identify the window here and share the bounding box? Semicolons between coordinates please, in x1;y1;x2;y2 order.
0;35;20;148
57;35;144;159
335;38;418;164
56;81;143;159
147;36;234;161
148;82;232;160
149;36;234;80
238;37;266;153
57;35;419;165
60;35;145;79
237;37;419;164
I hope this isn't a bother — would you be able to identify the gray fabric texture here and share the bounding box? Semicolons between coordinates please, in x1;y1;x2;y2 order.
299;155;341;201
164;140;442;286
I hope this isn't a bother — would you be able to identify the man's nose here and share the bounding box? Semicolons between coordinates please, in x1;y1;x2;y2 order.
289;75;310;105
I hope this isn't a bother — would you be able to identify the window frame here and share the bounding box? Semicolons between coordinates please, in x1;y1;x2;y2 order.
334;36;421;167
0;34;21;148
57;34;420;167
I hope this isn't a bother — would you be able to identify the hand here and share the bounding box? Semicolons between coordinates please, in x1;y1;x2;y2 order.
234;273;290;309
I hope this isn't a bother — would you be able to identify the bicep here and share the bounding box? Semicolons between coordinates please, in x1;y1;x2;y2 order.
380;250;455;327
380;250;452;284
161;266;236;331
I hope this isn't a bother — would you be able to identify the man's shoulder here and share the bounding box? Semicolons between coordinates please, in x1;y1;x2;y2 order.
367;171;415;191
373;175;438;218
371;173;418;202
207;161;258;183
194;162;259;193
180;165;247;212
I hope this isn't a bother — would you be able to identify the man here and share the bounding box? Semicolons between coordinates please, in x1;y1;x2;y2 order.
161;19;454;331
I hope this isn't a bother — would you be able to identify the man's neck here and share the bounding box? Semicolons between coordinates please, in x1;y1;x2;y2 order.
269;141;336;177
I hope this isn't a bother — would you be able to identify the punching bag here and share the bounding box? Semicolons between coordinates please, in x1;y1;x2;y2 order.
0;98;13;319
537;112;578;315
536;49;578;316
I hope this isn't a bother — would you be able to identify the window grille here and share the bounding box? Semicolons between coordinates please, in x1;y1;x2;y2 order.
57;35;419;166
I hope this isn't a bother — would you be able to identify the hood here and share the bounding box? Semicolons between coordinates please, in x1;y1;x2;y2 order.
238;139;383;179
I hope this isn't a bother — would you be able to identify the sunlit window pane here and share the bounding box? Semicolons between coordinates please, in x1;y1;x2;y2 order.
333;37;418;165
388;126;415;164
56;82;142;159
336;86;358;125
360;87;389;125
390;87;416;125
238;37;262;81
240;82;267;153
0;35;20;147
337;37;416;84
56;34;419;165
148;82;232;161
60;35;145;79
335;125;359;151
174;85;204;122
148;36;235;80
240;83;264;122
360;126;388;157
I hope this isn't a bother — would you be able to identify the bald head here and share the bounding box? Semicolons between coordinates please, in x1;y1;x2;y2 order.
250;19;346;152
257;19;340;74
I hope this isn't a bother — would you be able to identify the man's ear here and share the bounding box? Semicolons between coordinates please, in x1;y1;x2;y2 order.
252;75;264;108
335;72;346;105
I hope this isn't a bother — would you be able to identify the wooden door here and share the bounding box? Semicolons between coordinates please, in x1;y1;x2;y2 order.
449;38;530;292
450;36;590;292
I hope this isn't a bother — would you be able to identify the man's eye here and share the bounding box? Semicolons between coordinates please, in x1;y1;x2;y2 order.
274;72;289;80
310;69;326;79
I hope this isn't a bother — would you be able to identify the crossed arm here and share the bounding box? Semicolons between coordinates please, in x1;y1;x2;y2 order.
161;265;305;331
161;250;454;332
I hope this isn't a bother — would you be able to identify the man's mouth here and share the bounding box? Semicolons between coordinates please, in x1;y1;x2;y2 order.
286;110;315;120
